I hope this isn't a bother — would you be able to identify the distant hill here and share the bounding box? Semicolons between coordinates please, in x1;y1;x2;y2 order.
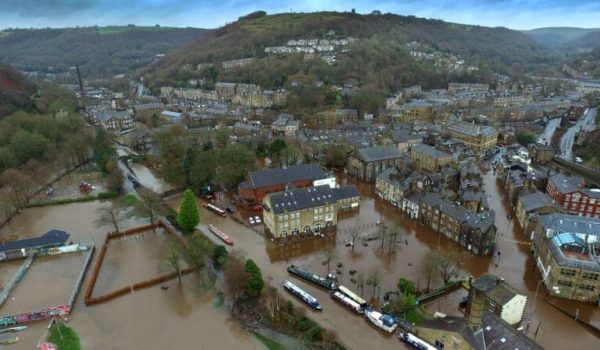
0;64;36;118
146;12;559;110
522;27;600;48
146;12;558;94
0;26;209;79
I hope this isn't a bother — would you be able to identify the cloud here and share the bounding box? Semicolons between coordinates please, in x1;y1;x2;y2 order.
0;0;599;29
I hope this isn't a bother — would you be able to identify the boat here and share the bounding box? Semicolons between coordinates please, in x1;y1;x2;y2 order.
287;265;338;290
398;331;437;350
0;326;27;334
364;308;398;333
0;334;18;345
202;202;227;217
330;291;363;314
207;224;234;245
338;285;368;307
282;280;322;310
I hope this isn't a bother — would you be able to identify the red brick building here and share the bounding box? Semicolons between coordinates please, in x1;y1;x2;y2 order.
546;173;600;218
238;164;329;208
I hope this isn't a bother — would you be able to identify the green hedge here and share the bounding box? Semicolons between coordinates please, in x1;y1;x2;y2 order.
28;191;119;207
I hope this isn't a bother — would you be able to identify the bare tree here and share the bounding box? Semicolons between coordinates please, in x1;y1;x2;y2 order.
379;222;388;251
223;254;249;308
356;271;365;297
436;247;466;285
323;244;337;274
421;250;438;293
386;224;402;257
367;267;382;301
163;247;183;283
95;202;127;233
136;189;164;226
0;169;35;209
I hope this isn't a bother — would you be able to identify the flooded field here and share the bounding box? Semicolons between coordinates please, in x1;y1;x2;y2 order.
0;201;263;350
94;230;183;296
0;253;84;317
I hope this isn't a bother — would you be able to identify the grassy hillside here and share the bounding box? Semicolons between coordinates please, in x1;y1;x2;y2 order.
522;27;600;49
0;26;208;78
147;12;558;92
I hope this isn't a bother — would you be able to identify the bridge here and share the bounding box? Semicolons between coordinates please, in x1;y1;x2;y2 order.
549;156;600;187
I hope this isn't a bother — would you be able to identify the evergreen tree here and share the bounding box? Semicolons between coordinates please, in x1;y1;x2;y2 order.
244;259;264;298
177;189;200;233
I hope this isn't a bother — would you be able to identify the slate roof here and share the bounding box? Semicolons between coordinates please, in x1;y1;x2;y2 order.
410;144;452;160
445;120;497;137
356;146;402;162
0;229;69;253
267;185;359;214
548;173;583;194
539;213;600;237
390;129;425;143
249;164;327;189
420;192;495;232
134;102;164;110
519;191;558;212
472;274;523;306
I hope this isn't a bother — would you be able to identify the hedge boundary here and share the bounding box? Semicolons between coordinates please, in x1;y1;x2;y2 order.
27;191;119;208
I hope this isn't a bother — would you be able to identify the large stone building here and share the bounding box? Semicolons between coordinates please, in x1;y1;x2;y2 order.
533;214;600;303
262;185;359;238
133;102;164;120
347;146;403;181
515;191;561;239
545;173;600;218
419;193;496;255
390;100;435;123
237;164;330;208
443;121;498;154
271;114;300;136
409;144;453;171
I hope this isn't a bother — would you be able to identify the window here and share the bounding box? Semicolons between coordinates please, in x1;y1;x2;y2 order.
557;280;573;287
281;231;288;238
578;284;595;291
582;272;599;280
560;268;576;276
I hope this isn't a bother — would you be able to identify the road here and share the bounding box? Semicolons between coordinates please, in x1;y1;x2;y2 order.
539;117;561;146
559;107;597;160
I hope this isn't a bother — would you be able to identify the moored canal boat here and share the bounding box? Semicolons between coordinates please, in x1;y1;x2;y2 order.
364;308;398;333
331;291;363;314
207;224;234;245
282;280;322;310
287;264;338;290
202;202;227;217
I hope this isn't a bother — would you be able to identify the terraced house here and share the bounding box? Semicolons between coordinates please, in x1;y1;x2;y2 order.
533;214;600;303
419;193;497;255
262;185;359;239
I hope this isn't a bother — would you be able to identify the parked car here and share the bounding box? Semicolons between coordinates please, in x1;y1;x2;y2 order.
226;207;235;213
254;216;261;223
575;157;583;163
248;217;255;225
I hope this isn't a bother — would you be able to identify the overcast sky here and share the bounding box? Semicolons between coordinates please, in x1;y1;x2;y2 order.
1;0;599;30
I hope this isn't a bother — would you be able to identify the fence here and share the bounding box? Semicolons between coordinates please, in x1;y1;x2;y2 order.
0;254;34;307
84;221;191;306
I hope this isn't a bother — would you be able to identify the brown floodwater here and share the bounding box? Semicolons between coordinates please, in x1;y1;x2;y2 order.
0;201;263;350
165;170;600;350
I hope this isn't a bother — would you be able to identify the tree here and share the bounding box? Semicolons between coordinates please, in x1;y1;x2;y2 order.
386;224;402;256
95;202;127;233
323;244;337;274
136;190;164;226
367;267;382;301
215;127;229;148
244;259;264;298
182;146;194;185
356;271;365;296
516;131;536;147
324;144;348;169
0;168;35;209
164;248;183;283
10;130;49;163
269;139;287;156
397;278;416;296
435;247;466;285
177;189;199;233
217;144;255;189
180;232;209;269
92;127;116;172
212;245;228;269
223;255;249;307
421;250;439;292
280;144;300;166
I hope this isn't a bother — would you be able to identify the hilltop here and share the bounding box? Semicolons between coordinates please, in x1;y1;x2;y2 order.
522;27;600;49
145;12;558;104
0;26;209;79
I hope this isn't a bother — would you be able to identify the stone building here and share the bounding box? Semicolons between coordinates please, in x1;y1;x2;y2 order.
347;146;403;182
443;120;498;155
262;185;359;239
515;191;561;240
133;102;164;120
409;144;453;172
533;214;600;303
546;173;600;218
469;274;528;326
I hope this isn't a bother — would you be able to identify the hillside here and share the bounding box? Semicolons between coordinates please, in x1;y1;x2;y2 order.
522;27;600;49
0;64;36;118
564;30;600;51
146;12;559;98
0;26;209;79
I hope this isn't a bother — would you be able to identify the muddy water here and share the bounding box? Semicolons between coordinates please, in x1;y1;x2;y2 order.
166;171;600;350
0;201;263;350
128;162;173;193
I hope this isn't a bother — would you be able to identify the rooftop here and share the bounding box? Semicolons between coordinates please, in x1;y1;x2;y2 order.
548;173;583;194
547;232;600;272
248;163;327;189
445;120;497;137
410;143;452;160
266;185;359;214
519;191;558;212
356;146;402;162
0;229;70;253
134;102;164;110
